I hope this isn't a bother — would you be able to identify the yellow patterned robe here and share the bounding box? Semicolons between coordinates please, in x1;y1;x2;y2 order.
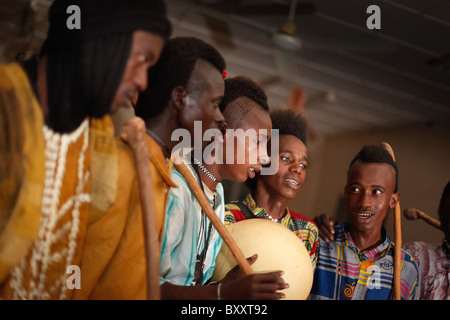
0;63;118;299
73;135;177;300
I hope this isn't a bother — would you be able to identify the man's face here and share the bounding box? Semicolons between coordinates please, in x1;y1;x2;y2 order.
345;161;399;233
259;134;308;200
221;102;272;182
110;30;165;113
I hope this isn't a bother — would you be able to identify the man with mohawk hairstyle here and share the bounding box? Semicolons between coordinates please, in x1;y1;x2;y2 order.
160;76;288;300
309;145;418;300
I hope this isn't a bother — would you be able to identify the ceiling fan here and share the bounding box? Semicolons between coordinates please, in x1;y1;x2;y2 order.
270;0;303;51
191;0;395;53
191;0;314;51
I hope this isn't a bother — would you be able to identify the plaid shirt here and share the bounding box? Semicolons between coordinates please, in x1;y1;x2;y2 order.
309;222;419;300
225;193;319;268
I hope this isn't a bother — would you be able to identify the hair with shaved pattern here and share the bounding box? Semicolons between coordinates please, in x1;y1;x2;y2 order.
135;37;225;120
219;76;269;128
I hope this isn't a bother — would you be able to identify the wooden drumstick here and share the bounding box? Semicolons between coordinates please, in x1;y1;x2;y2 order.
172;152;254;276
380;142;401;300
404;207;442;230
120;117;160;300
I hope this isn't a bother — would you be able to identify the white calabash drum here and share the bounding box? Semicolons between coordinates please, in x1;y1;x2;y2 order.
212;219;313;300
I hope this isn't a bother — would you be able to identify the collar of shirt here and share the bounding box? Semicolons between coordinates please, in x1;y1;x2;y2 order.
242;193;292;227
339;222;392;262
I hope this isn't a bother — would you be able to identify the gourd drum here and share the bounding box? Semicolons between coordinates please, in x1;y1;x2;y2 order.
212;219;313;300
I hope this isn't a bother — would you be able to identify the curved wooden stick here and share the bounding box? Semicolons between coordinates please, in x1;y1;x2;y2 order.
403;207;442;230
380;142;401;300
172;152;254;276
121;117;160;300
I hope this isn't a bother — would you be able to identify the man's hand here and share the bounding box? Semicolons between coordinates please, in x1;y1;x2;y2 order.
221;271;287;300
220;254;288;300
221;254;258;284
314;214;337;242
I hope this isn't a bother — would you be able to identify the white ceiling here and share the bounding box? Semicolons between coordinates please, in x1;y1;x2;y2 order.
167;0;450;136
1;0;449;137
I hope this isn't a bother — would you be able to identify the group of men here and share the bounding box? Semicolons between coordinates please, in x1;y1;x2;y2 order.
0;0;447;300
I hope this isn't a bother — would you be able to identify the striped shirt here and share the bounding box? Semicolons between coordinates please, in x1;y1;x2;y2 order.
309;222;419;300
225;193;319;268
159;159;225;286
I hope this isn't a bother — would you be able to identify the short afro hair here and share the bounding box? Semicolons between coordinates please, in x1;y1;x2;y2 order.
348;145;399;193
219;76;269;112
246;109;308;193
270;109;308;146
135;37;225;120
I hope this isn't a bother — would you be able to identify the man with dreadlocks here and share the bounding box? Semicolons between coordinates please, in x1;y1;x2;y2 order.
75;37;227;299
0;0;171;299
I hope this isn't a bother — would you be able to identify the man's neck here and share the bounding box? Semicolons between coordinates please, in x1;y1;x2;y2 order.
200;162;219;191
348;223;384;252
252;188;287;220
146;108;178;158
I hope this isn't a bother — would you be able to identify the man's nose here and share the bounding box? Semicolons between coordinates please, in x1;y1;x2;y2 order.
135;67;148;92
358;192;372;208
290;163;304;174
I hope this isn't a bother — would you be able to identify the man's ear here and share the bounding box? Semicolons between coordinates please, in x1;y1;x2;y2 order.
171;86;187;111
389;192;400;209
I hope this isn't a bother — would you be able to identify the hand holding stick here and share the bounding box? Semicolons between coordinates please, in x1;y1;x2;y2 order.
172;152;254;276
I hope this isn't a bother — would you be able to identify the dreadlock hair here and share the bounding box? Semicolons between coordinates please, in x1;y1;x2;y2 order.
39;33;133;133
348;145;399;193
34;0;172;133
135;37;225;120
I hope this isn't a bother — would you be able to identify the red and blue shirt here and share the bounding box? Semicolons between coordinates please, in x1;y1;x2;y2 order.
309;222;419;300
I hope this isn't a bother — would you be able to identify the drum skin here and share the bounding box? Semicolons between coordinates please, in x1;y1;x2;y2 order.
211;219;314;300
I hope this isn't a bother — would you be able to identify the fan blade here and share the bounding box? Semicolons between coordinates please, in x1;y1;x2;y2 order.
302;37;396;52
198;0;315;16
225;3;315;16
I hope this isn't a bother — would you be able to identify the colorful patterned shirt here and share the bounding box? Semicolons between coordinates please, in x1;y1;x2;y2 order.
309;222;419;300
225;193;319;268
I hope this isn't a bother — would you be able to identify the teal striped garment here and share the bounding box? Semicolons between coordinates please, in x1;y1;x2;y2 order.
160;160;224;286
